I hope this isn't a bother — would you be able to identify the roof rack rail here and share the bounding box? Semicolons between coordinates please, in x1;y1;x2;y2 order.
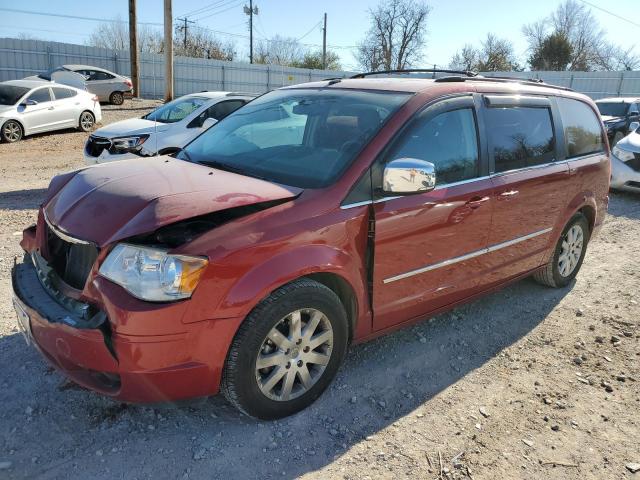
434;75;573;92
350;68;478;79
225;91;259;96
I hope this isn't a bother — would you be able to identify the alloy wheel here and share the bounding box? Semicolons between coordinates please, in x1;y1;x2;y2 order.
3;121;21;142
558;224;584;277
80;112;94;131
255;308;333;402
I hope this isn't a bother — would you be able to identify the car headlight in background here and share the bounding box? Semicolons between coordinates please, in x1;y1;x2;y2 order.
99;244;208;302
612;145;635;162
111;135;149;153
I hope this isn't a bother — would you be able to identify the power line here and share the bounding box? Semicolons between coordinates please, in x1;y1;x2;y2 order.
178;0;229;19
576;0;640;29
296;20;322;42
0;7;163;27
193;0;245;22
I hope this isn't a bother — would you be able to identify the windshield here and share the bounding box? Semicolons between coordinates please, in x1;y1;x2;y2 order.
178;88;411;188
36;66;69;81
596;102;628;118
0;85;30;105
144;96;208;123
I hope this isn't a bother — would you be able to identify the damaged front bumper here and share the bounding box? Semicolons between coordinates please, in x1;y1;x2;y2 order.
11;253;220;403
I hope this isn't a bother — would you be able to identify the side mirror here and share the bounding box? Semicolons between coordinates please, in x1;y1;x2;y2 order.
202;117;217;129
383;158;436;195
21;99;38;107
630;121;640;133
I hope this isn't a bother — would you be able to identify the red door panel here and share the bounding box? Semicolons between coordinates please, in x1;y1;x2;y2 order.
372;179;493;331
479;162;569;285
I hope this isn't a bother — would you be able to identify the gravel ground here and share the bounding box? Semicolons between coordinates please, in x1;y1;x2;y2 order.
0;102;639;480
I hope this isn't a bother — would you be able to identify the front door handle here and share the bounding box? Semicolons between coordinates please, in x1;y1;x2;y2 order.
47;106;54;110
466;196;490;209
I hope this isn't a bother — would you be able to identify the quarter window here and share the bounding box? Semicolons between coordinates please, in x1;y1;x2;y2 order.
486;106;555;173
52;87;77;100
556;98;604;158
387;108;479;185
27;88;51;104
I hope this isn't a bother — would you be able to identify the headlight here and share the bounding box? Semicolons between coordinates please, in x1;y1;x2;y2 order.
99;244;208;302
612;145;634;162
111;135;149;153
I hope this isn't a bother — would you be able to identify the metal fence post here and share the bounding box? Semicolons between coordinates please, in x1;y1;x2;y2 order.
617;72;624;96
266;66;270;91
47;46;54;71
113;52;118;74
221;64;225;91
569;74;574;89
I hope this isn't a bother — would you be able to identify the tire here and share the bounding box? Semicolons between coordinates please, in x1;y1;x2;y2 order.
222;278;349;419
2;120;23;143
533;213;590;288
612;131;624;146
109;91;124;105
78;111;95;132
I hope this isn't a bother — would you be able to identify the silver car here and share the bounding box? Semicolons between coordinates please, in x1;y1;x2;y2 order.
610;122;640;193
30;64;133;105
0;79;102;143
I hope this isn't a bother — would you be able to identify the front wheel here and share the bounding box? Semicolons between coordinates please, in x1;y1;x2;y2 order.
2;120;23;143
222;279;349;419
533;213;589;288
78;111;95;132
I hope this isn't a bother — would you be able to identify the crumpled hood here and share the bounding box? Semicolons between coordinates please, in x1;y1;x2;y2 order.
92;118;171;137
616;131;640;152
43;157;301;247
601;115;624;123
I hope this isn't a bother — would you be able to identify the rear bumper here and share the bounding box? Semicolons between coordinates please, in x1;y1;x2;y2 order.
11;254;237;403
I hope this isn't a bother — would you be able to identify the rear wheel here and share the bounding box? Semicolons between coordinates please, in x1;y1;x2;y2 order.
2;120;23;143
109;91;124;105
533;213;589;288
222;278;349;419
78;111;95;132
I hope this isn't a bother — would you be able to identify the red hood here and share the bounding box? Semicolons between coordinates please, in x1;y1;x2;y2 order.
43;157;301;247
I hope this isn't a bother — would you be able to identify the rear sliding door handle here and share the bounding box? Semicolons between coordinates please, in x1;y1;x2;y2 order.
497;190;519;200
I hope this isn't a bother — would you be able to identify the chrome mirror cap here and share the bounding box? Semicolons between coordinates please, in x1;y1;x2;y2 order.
383;158;436;195
629;121;639;133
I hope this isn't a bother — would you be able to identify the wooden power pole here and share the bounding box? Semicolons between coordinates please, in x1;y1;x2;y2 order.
322;13;327;70
128;0;140;98
244;1;258;64
164;0;173;101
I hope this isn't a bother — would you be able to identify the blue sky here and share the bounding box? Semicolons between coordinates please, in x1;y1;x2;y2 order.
0;0;638;70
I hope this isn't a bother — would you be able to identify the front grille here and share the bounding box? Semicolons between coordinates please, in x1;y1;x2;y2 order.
626;153;640;173
45;223;99;290
85;135;112;157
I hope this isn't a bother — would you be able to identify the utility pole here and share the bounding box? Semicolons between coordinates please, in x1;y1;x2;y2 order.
164;0;173;101
176;17;195;51
244;1;258;63
322;13;327;70
128;0;140;98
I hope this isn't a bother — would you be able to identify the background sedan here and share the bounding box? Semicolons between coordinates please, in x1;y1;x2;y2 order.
0;79;101;143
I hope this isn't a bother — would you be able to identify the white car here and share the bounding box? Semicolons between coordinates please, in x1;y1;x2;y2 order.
610;122;640;193
84;91;255;164
0;79;101;143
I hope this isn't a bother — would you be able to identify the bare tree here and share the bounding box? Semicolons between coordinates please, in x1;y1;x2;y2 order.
449;44;479;71
254;35;305;66
356;0;431;71
449;34;519;72
173;27;235;60
522;0;637;71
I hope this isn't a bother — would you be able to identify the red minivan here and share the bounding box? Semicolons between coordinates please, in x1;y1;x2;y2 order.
12;72;609;419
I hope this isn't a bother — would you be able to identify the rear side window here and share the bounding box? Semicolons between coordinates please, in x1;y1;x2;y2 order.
486;107;555;173
388;108;479;185
557;98;605;158
27;88;52;103
210;100;246;121
52;87;77;100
